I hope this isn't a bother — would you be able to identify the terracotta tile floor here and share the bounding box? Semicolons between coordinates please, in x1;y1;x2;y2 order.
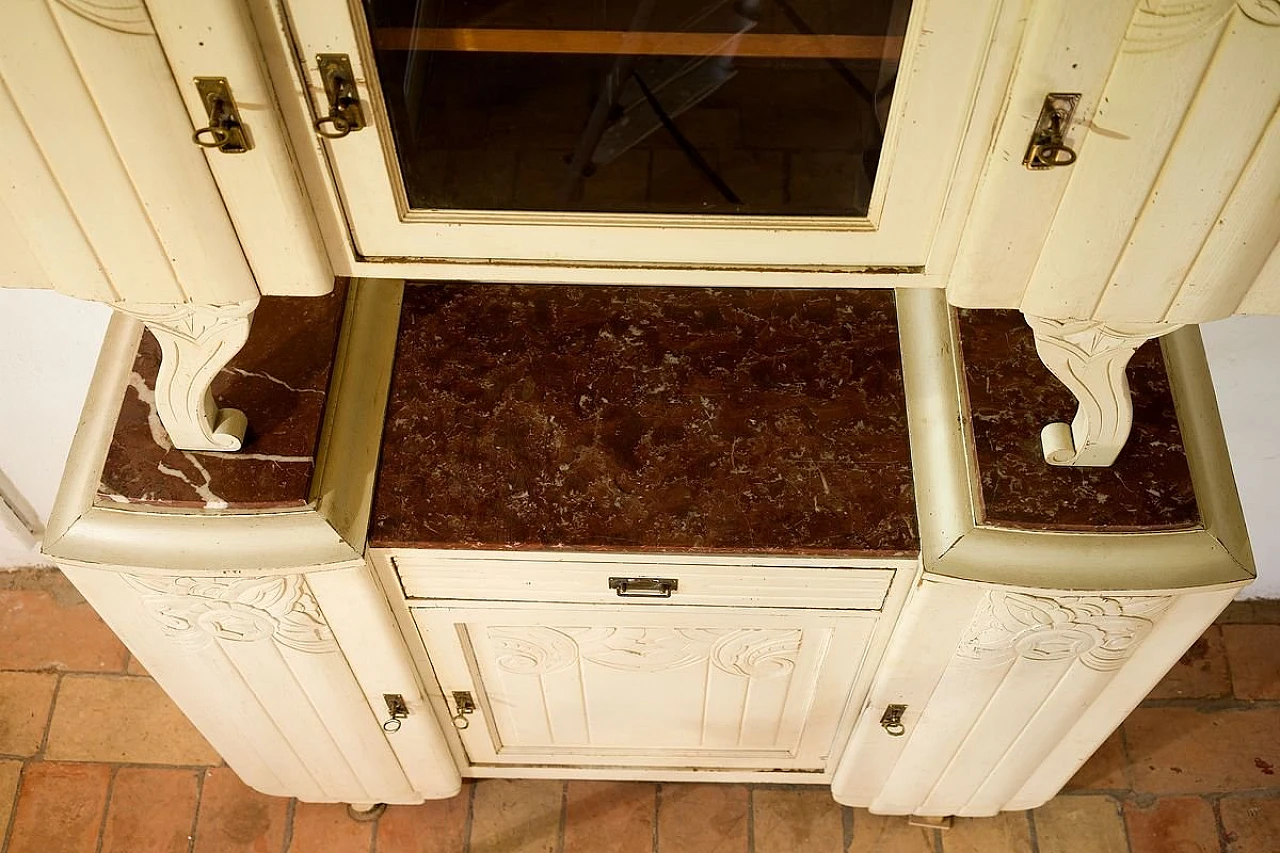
2;568;1279;853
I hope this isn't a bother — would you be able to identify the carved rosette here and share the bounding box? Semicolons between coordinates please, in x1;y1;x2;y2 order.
488;627;581;675
125;574;337;654
116;299;259;452
488;627;802;678
957;592;1173;673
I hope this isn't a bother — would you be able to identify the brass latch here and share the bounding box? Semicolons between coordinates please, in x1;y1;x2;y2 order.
1024;93;1080;170
191;77;252;154
451;691;476;730
880;704;907;737
314;54;366;139
382;693;409;733
608;577;679;598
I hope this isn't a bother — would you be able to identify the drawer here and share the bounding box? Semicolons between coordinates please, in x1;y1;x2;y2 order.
378;549;908;611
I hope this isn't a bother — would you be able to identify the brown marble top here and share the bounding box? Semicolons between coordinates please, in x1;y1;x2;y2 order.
958;309;1199;532
97;284;347;511
370;284;918;555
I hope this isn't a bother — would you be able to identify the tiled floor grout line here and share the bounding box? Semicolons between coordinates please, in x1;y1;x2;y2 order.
460;776;477;853
187;768;206;853
33;671;62;760
92;765;118;853
1026;804;1041;853
1115;791;1136;853
280;796;297;853
0;762;25;853
1219;627;1239;702
555;780;568;853
1210;795;1230;853
652;782;662;853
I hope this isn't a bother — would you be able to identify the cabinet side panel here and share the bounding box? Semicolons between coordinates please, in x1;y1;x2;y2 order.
59;564;434;803
1004;586;1239;810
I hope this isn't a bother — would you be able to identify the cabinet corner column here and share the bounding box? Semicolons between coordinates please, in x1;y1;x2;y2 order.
54;559;460;804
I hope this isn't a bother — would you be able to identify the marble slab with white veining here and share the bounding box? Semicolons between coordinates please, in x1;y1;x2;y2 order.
96;283;347;511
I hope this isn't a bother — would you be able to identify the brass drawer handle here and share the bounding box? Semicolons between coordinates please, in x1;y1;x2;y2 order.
608;577;678;598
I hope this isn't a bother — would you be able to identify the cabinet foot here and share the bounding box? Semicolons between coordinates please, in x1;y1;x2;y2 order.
908;815;953;830
346;803;388;822
1023;315;1182;467
116;298;259;451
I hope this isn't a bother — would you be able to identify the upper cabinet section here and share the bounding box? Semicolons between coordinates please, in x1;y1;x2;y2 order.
0;0;259;304
276;0;1015;278
950;0;1280;323
0;0;332;303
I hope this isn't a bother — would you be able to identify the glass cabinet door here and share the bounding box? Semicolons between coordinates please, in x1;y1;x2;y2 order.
284;0;1005;273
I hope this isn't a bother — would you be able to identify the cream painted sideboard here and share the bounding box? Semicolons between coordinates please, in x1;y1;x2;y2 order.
0;0;1269;819
40;280;1253;817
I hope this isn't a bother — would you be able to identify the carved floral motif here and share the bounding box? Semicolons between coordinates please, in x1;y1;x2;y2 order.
957;592;1172;672
53;0;153;35
125;574;336;653
488;626;802;678
1238;0;1280;24
1125;0;1278;53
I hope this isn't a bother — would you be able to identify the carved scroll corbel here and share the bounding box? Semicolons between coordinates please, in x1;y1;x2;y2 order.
116;298;259;452
1023;315;1182;467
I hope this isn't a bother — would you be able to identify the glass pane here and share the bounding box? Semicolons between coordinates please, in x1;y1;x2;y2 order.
362;0;911;216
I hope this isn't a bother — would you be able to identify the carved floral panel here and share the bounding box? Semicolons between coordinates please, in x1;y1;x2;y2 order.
125;573;337;654
488;626;802;679
957;592;1172;672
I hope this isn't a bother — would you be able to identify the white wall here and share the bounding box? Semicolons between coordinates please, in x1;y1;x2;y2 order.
0;289;111;566
0;292;1276;596
1201;315;1280;597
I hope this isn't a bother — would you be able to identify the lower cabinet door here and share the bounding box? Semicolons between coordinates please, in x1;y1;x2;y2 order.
412;603;879;772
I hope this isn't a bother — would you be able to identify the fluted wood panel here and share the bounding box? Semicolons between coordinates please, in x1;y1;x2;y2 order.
949;0;1280;324
0;0;258;305
832;578;1241;816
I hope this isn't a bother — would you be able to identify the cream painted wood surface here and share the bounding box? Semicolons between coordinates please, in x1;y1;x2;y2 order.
57;562;457;804
146;0;335;297
0;0;257;305
390;550;900;611
41;285;461;804
832;579;1242;816
274;0;1015;278
415;603;879;772
950;0;1280;324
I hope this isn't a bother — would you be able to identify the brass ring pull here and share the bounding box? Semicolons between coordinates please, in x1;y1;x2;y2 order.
192;125;231;148
879;704;907;737
381;717;403;733
314;114;353;140
1030;142;1077;169
451;711;471;730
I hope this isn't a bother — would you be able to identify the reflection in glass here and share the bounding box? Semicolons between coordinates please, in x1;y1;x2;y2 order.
363;0;911;216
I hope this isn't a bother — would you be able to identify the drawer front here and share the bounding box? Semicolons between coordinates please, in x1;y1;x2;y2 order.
380;550;904;611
